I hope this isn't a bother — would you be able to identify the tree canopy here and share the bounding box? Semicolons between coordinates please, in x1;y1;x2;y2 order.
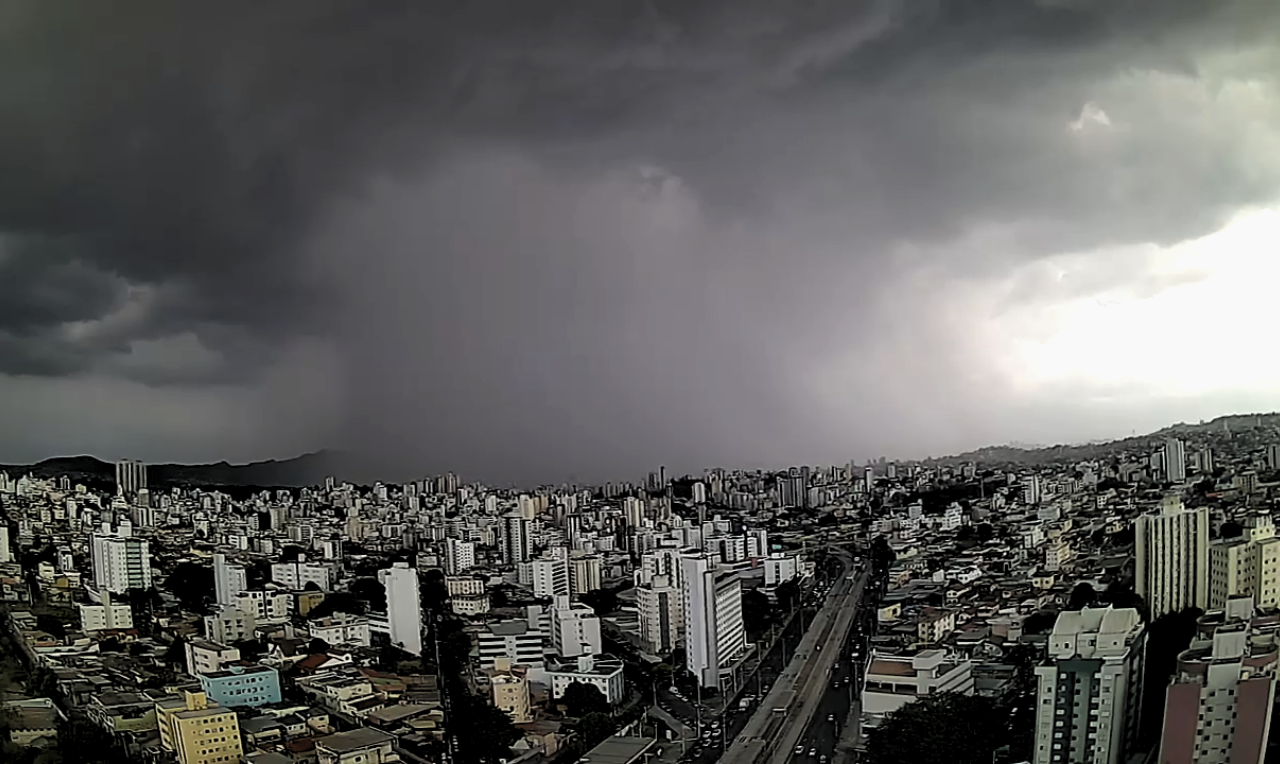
1068;582;1097;610
561;681;610;717
579;588;619;617
865;693;1005;764
741;589;774;638
164;561;213;614
452;694;521;764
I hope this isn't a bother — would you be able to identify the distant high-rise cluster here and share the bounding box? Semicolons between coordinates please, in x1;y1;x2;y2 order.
115;459;147;496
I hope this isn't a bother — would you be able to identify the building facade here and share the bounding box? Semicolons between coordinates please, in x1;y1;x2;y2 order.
1157;597;1278;764
1033;607;1147;764
1136;496;1209;617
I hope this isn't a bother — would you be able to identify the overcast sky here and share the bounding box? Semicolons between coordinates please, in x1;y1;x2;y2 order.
2;1;1279;485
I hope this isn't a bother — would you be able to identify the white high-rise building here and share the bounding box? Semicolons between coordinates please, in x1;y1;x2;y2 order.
1208;514;1280;610
378;562;423;655
213;553;248;608
529;554;570;599
0;525;11;563
569;553;602;594
79;592;134;632
501;513;531;566
1033;607;1146;764
637;547;682;587
114;459;147;496
1157;596;1277;764
1023;474;1042;506
1164;438;1187;483
549;594;601;659
445;537;476;575
764;553;799;586
681;551;746;690
637;574;683;656
270;558;333;591
622;497;645;527
1136;495;1209;617
90;525;152;593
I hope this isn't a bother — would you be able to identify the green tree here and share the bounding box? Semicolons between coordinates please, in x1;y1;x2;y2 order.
1138;608;1202;747
350;577;387;611
561;681;610;717
741;589;774;639
422;569;449;614
1021;611;1058;635
453;694;521;764
580;588;619;617
573;712;616;753
1068;582;1097;611
865;693;1005;764
164;562;214;614
870;535;896;576
50;718;130;764
306;591;365;619
775;579;801;613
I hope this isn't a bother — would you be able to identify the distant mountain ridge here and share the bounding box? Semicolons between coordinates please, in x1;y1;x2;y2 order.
5;411;1279;489
0;451;342;489
928;412;1280;467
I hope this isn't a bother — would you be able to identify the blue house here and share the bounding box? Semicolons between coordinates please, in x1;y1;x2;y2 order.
198;665;282;708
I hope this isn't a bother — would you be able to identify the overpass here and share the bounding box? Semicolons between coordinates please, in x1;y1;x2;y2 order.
721;551;868;764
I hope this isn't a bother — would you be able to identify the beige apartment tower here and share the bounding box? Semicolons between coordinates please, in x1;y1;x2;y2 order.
1208;514;1280;610
1136;495;1209;618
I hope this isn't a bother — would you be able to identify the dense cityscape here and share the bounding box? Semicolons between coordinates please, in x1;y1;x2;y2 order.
1;413;1279;764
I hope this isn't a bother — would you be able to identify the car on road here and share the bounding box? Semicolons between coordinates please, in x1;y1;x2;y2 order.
820;756;828;763
827;714;836;722
794;746;805;755
808;748;818;757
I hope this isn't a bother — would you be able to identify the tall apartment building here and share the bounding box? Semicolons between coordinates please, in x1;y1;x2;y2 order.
1136;495;1209;617
90;525;152;594
637;574;683;656
636;547;683;587
445;537;476;575
569;552;602;594
549;594;602;659
377;562;423;655
213;553;247;607
681;551;747;690
115;459;148;496
1033;607;1146;764
270;558;333;591
156;692;243;764
1209;514;1280;610
1157;597;1278;764
1164;438;1187;483
527;553;570;599
501;513;531;566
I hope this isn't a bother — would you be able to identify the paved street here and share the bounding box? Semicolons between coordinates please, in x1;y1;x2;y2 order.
650;554;847;764
790;610;873;764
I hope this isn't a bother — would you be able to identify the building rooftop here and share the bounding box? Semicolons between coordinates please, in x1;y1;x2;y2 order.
317;727;397;752
581;735;655;764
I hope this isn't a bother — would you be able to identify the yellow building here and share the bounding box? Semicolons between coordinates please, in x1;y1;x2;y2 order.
156;691;243;764
1209;514;1280;610
490;661;532;724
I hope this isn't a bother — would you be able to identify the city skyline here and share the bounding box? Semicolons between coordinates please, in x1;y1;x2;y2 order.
2;2;1279;486
3;408;1277;488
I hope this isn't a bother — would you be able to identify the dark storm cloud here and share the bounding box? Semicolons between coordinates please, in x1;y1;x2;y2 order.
2;0;1279;480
